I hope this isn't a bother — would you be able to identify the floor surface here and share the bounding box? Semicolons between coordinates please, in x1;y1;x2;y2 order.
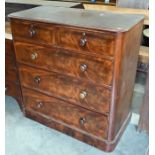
5;96;148;155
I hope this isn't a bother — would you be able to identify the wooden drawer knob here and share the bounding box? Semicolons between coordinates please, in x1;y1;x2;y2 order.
80;32;87;47
79;117;86;125
79;91;87;99
80;38;87;47
29;25;36;37
37;102;43;108
34;76;41;84
31;52;38;60
80;64;87;72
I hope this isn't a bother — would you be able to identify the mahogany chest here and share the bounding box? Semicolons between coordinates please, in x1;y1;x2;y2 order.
9;6;144;152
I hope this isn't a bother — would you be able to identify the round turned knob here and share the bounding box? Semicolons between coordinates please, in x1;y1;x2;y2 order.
82;32;86;37
79;91;87;100
31;52;38;60
37;102;43;108
34;76;41;84
79;117;86;125
80;38;87;47
29;25;36;37
80;64;87;72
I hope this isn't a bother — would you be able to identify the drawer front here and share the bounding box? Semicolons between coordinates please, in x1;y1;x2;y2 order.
23;88;109;138
11;20;55;45
19;65;111;114
58;27;115;57
14;42;113;86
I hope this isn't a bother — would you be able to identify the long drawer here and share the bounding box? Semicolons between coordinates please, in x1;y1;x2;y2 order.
22;88;109;139
14;42;113;86
19;65;111;114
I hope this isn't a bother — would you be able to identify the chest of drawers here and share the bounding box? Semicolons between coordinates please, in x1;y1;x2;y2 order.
9;6;144;152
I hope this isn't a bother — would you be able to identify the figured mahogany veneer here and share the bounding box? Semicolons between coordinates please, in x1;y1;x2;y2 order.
14;42;113;86
57;27;115;57
12;20;55;45
23;88;109;138
19;64;111;114
9;6;144;152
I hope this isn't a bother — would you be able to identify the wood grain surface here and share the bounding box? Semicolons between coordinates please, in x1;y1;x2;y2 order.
9;6;144;32
14;41;113;86
23;88;109;138
19;65;111;114
9;6;144;152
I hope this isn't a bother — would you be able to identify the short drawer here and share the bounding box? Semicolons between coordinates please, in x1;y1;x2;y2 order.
22;88;109;139
57;27;115;57
14;42;113;86
11;19;55;45
19;65;111;114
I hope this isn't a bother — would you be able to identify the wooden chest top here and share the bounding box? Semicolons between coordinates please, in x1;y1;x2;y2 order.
8;6;144;32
